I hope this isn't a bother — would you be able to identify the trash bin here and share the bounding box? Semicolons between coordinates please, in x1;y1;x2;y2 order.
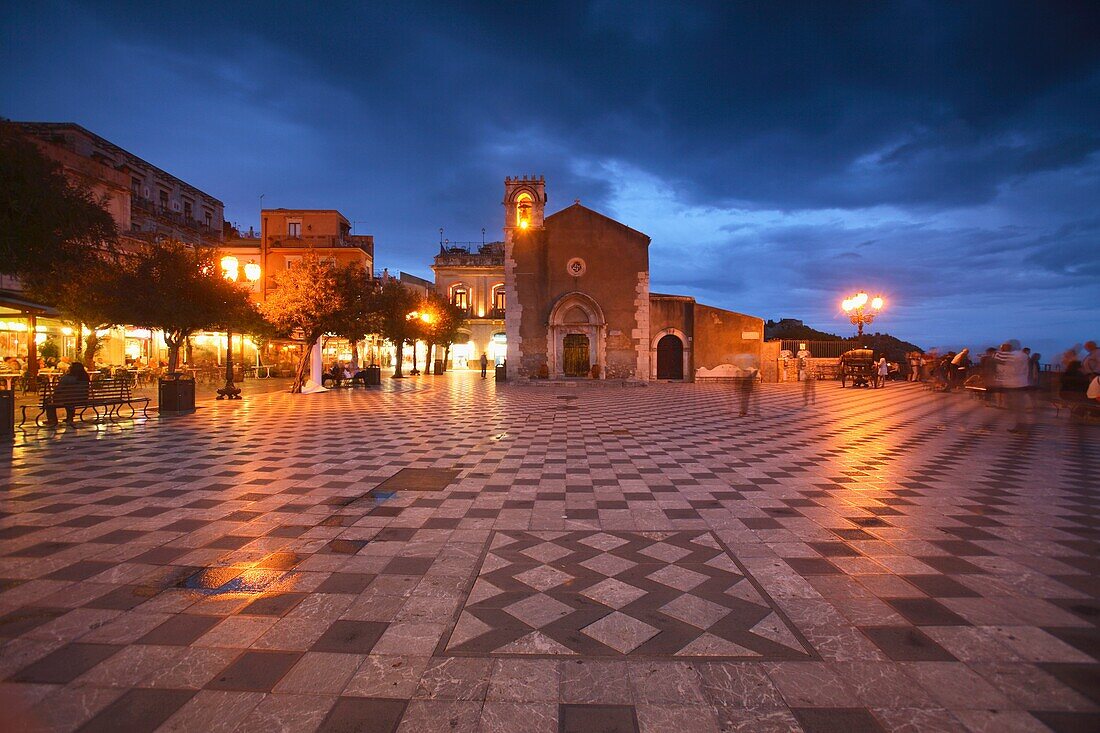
158;374;196;413
365;364;382;386
495;363;507;382
0;389;14;439
433;359;444;375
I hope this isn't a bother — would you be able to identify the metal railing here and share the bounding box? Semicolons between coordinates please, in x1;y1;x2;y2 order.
778;339;861;358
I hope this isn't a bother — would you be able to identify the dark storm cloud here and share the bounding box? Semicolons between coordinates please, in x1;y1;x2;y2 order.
1;0;1098;352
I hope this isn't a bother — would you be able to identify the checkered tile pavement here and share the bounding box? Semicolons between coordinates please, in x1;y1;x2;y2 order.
0;375;1097;732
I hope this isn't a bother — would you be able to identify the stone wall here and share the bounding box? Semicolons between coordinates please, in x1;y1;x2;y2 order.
691;304;764;376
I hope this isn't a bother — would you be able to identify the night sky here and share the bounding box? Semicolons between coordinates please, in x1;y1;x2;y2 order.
3;2;1098;357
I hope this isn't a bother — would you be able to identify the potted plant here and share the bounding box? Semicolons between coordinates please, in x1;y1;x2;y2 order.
590;364;601;379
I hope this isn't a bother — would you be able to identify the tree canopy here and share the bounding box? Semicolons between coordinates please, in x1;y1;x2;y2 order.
260;253;344;391
0;122;118;287
370;279;421;377
122;242;256;372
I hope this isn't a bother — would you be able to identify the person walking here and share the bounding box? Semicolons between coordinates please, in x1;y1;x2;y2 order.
479;352;489;379
876;355;889;387
803;366;817;406
737;368;757;416
994;341;1031;433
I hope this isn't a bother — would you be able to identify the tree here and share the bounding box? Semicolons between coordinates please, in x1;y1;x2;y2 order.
260;253;343;392
330;262;380;369
421;291;466;373
0;122;117;287
370;280;420;378
30;255;133;367
122;242;255;374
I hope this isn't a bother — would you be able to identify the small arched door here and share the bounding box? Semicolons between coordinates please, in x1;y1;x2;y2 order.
656;334;684;379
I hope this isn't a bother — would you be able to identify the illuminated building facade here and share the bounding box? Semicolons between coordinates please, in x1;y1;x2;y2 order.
432;242;507;369
500;176;764;381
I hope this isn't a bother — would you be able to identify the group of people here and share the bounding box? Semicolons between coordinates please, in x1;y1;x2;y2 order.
1060;341;1100;403
909;346;1045;393
968;340;1097;432
327;361;373;386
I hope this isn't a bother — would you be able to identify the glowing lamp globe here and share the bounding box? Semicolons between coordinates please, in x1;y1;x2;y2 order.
220;255;239;281
244;261;261;282
871;296;884;310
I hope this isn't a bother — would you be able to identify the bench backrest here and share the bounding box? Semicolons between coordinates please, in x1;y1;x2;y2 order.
89;379;130;400
42;381;90;405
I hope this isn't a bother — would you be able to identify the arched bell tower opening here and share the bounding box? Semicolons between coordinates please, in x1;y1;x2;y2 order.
503;175;546;238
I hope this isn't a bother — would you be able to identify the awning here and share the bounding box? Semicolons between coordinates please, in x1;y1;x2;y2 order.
0;290;58;317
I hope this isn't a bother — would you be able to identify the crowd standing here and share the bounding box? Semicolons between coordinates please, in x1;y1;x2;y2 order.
898;340;1100;431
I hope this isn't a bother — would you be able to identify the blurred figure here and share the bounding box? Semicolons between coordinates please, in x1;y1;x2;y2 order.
803;366;817;405
732;354;758;417
1060;349;1090;394
985;345;1003;402
994;341;1031;433
796;346;810;381
876;355;889;387
908;351;920;382
1027;350;1041;387
1082;341;1100;379
950;348;970;390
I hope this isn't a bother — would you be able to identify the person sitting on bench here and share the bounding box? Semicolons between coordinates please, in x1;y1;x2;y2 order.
48;362;90;425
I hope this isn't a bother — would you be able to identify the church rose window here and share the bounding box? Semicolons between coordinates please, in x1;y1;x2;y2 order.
566;258;587;277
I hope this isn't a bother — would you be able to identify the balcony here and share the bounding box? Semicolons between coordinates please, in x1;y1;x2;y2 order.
131;196;220;240
269;235;373;254
462;307;505;320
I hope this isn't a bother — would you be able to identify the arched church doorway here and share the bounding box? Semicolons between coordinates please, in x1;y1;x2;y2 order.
656;334;684;379
563;334;591;377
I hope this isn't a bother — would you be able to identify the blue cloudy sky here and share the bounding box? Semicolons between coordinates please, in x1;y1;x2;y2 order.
3;1;1098;357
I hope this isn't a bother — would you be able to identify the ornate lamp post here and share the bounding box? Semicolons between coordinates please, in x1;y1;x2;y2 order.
841;291;885;339
217;256;261;400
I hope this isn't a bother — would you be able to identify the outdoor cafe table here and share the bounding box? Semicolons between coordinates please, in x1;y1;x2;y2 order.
248;365;274;378
0;373;18;391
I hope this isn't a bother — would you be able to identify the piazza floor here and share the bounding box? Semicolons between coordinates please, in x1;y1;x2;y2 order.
1;374;1097;733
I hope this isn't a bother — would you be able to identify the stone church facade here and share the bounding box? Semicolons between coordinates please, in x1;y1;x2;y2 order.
500;176;763;381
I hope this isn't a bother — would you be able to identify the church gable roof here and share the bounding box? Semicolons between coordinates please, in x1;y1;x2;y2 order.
545;202;651;244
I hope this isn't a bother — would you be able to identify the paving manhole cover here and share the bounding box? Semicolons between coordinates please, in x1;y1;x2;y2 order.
439;530;813;660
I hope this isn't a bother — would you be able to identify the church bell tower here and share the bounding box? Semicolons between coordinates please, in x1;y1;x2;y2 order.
503;175;546;239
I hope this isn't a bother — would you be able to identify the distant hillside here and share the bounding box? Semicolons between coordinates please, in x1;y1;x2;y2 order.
765;319;923;364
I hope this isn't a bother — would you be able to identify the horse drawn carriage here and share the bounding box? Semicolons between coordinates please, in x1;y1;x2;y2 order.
839;348;880;388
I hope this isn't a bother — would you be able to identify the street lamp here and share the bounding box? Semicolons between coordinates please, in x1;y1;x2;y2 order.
405;310;434;375
218;256;261;400
841;291;885;339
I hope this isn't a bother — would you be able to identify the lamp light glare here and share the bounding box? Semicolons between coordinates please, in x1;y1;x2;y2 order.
871;296;884;310
243;261;261;282
854;292;868;307
220;255;240;281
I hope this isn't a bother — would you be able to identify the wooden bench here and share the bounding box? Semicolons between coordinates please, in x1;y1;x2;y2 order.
1051;393;1100;423
20;378;150;427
